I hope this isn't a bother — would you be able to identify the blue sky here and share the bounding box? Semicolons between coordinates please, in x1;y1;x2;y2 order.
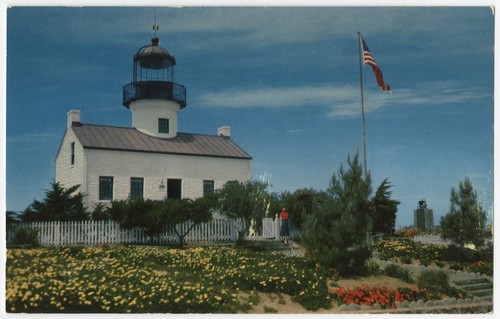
3;6;494;228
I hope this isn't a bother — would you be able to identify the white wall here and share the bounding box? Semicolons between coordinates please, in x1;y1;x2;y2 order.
55;128;86;198
129;99;180;138
84;148;250;207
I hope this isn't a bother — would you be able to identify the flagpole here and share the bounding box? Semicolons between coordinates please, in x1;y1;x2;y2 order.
358;32;368;178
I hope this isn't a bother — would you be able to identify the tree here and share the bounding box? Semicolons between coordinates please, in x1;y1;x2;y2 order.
91;203;111;220
371;178;400;236
215;179;272;236
302;153;374;276
22;181;88;221
109;196;214;247
6;211;21;224
279;188;330;231
440;177;487;249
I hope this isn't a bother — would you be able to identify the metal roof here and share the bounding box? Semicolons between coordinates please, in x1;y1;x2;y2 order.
71;123;252;160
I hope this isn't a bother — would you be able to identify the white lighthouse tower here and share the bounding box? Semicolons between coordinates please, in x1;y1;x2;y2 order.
122;33;186;138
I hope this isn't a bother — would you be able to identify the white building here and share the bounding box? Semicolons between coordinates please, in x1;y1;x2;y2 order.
55;35;251;209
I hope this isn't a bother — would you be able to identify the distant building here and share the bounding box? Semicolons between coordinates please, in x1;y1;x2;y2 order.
56;35;251;209
413;199;434;233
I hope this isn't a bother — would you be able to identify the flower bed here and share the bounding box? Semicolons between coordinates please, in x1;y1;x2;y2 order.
374;239;493;276
465;260;493;276
332;285;429;309
6;245;331;313
374;239;445;262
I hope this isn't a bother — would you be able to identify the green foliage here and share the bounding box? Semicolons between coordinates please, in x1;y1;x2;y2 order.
371;178;400;236
263;306;277;313
6;211;21;224
91;203;110;220
440;177;488;249
420;258;431;267
302;153;373;276
465;260;493;276
12;227;39;246
382;264;414;283
279;188;330;231
22;181;88;221
417;270;453;299
109;197;214;247
215;179;272;236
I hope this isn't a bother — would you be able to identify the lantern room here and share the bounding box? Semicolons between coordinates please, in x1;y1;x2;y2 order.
123;36;187;109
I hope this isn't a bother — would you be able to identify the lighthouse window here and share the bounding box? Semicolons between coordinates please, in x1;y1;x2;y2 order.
158;118;169;134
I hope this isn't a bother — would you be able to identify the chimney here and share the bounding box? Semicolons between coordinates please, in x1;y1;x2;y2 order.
217;126;231;138
67;109;81;128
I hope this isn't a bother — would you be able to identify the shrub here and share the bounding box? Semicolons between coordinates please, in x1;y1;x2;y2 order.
91;203;110;220
417;270;450;299
466;260;493;276
263;306;277;313
383;264;414;283
450;263;464;271
441;244;477;262
420;259;431;267
12;227;39;246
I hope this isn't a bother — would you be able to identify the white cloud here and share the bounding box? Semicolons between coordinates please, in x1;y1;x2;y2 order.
196;80;491;118
7;132;58;144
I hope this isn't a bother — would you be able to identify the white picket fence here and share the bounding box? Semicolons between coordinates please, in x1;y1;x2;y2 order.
262;215;281;239
7;219;244;246
262;215;301;239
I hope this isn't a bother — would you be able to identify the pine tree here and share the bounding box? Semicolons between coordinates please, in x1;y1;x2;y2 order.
440;177;487;248
302;153;373;276
371;178;400;236
22;181;88;221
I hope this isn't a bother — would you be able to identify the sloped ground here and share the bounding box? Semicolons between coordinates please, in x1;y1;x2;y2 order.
241;237;493;314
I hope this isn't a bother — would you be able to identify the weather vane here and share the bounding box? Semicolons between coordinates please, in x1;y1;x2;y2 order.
153;10;159;36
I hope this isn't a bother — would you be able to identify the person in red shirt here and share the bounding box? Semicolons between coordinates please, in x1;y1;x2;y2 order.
280;207;290;244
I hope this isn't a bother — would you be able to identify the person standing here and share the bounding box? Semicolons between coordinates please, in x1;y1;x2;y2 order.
280;207;290;244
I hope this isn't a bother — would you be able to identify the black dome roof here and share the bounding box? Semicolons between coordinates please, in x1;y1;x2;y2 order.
134;37;176;69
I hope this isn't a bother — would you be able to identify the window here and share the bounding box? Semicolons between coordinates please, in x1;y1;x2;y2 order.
158;118;169;134
99;176;114;201
130;177;144;199
167;179;182;199
203;180;214;197
70;142;75;165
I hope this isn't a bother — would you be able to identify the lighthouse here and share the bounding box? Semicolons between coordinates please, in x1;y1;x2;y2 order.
56;27;251;208
122;35;187;138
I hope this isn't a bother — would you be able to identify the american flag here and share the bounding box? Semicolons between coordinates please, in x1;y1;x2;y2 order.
361;36;391;91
